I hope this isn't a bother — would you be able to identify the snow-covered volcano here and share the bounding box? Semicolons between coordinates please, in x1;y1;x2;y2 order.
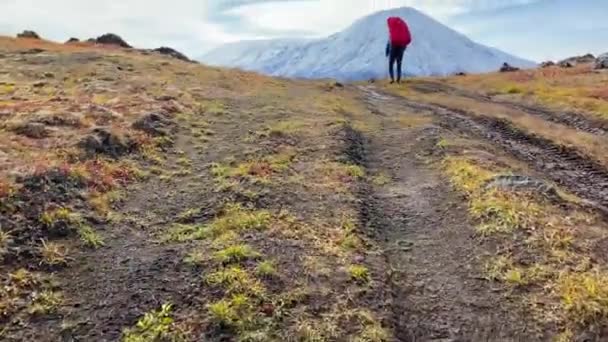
200;7;536;81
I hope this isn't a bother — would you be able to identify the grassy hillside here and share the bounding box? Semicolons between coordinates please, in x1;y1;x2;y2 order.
1;36;608;341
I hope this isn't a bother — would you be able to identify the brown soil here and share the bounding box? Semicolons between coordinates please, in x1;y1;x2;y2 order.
3;37;608;341
353;86;544;340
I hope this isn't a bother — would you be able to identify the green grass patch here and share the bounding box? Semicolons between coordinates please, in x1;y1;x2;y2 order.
207;205;272;237
211;150;297;185
348;265;370;283
341;234;364;252
255;260;277;277
176;207;201;223
208;294;251;327
77;225;105;248
122;303;181;342
163;223;208;242
205;266;265;296
371;173;391;186
163;205;271;243
442;157;541;236
183;250;206;266
442;157;495;195
214;244;260;264
27;291;62;315
470;189;540;236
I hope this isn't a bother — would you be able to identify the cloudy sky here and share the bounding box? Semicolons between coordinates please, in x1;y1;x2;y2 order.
0;0;606;61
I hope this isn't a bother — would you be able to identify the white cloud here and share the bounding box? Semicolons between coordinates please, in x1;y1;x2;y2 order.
0;0;245;55
0;0;602;61
223;0;542;35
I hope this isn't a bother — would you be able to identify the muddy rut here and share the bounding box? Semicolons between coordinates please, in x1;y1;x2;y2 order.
359;85;608;215
347;88;539;340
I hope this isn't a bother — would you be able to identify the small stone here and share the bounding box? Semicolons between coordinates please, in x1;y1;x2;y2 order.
153;47;191;62
78;127;134;157
132;112;173;136
540;61;555;68
17;30;40;39
558;53;596;67
595;53;608;70
95;33;132;48
499;62;519;72
156;95;176;101
12;122;50;139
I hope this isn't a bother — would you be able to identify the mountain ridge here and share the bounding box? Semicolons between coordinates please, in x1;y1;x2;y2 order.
201;7;536;81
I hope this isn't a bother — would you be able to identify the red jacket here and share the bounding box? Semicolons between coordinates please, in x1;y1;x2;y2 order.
387;17;412;47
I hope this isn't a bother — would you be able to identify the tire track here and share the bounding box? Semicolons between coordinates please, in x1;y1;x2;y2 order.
410;80;608;136
338;110;539;340
359;85;608;214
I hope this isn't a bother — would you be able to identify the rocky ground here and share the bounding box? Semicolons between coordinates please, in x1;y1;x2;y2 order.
2;36;608;341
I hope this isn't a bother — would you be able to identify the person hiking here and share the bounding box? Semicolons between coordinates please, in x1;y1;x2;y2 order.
386;16;412;84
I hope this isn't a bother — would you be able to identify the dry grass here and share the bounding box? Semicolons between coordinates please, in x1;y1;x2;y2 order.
39;240;70;266
27;291;62;315
440;65;608;122
441;144;608;336
559;271;608;324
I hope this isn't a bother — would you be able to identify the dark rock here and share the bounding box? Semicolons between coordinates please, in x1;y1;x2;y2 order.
86;38;96;43
12;122;50;139
484;175;560;201
153;47;191;62
95;33;132;48
132;112;174;136
156;95;177;101
595;53;608;70
558;61;574;68
17;30;40;39
540;61;555;68
582;53;596;60
32;81;47;88
368;78;376;83
559;53;596;66
499;62;519;72
43;72;54;78
333;81;344;88
19;48;45;55
455;72;467;76
78;128;135;157
66;37;80;44
34;112;83;127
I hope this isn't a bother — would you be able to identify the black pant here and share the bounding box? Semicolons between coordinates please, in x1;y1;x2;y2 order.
389;45;406;82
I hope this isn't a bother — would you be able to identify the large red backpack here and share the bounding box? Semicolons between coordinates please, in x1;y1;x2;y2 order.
387;17;412;47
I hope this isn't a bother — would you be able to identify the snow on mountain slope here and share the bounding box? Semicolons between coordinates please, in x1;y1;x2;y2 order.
201;7;536;81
